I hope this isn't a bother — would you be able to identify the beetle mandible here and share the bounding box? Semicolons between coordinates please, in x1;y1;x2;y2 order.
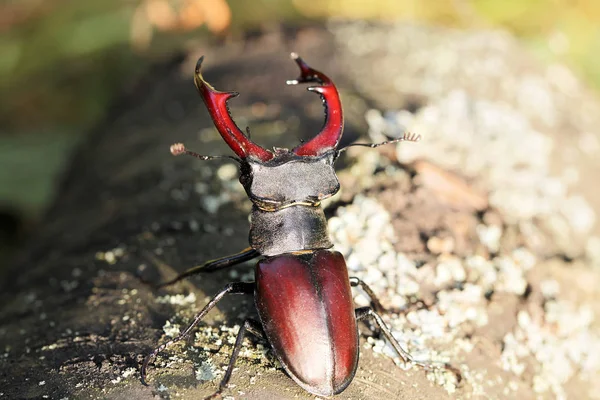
141;53;458;396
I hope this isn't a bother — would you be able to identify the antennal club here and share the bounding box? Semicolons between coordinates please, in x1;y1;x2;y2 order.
170;143;187;156
169;142;241;163
337;131;422;154
400;132;422;142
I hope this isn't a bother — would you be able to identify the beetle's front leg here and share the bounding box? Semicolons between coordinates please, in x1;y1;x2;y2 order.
141;281;254;385
142;248;259;288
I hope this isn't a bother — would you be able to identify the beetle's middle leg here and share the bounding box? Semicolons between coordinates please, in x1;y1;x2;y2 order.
142;247;259;288
355;306;462;382
141;281;254;385
349;277;389;337
349;277;386;313
350;277;431;315
352;278;461;381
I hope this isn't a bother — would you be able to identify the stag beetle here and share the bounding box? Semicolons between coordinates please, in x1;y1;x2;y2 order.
141;53;458;396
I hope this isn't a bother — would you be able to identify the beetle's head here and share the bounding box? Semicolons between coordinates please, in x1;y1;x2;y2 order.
193;53;343;211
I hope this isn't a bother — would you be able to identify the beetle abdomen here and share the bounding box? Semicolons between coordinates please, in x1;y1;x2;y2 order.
255;250;358;396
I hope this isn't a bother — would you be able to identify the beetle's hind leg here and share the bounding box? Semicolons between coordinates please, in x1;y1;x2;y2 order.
219;319;265;391
355;306;462;383
141;282;254;385
141;247;259;288
203;319;265;400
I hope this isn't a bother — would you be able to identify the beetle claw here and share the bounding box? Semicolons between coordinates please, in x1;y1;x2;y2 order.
193;56;273;161
287;53;344;156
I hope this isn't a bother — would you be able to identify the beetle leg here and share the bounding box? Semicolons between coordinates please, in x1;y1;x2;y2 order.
350;277;430;315
218;318;265;391
355;306;462;383
349;277;386;314
355;306;414;363
143;247;259;288
141;282;254;385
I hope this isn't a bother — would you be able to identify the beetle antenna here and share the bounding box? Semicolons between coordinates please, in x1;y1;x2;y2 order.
336;132;421;155
170;143;241;163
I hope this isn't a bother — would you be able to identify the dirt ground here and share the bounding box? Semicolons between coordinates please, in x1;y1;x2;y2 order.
1;23;599;399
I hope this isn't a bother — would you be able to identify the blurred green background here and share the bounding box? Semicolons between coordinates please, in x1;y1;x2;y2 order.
1;0;600;261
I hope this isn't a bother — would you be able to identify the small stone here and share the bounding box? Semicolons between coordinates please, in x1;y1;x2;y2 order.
427;236;455;254
217;164;238;181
